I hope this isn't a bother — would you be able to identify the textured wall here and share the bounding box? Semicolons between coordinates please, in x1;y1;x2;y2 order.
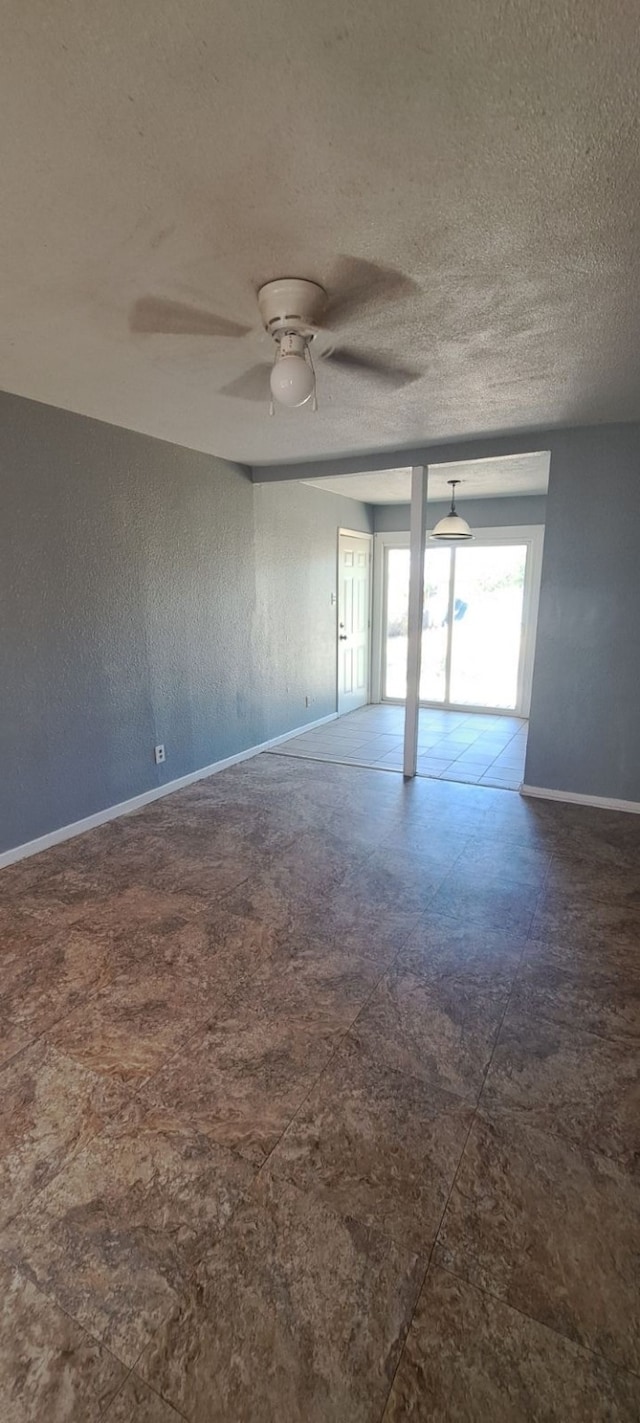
525;425;640;802
373;494;547;534
0;391;371;853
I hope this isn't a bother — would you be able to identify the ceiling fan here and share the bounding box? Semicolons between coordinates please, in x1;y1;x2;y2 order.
130;257;421;411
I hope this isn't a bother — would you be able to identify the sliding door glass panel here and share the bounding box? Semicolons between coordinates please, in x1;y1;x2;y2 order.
449;545;527;709
383;546;452;701
384;548;410;698
419;547;452;703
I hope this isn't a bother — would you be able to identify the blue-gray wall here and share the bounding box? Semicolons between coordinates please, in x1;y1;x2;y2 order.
373;494;547;534
524;424;640;802
0;391;371;854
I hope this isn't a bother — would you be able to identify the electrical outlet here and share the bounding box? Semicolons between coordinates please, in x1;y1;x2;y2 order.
305;695;311;708
154;744;166;765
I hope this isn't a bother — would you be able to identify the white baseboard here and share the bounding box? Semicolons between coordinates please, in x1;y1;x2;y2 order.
520;784;640;816
0;712;339;869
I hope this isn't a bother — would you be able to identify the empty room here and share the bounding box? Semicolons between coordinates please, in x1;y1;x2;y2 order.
1;4;639;1422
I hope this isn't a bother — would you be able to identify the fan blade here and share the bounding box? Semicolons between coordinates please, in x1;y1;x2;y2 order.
327;346;421;389
220;364;272;401
130;297;251;338
325;256;419;329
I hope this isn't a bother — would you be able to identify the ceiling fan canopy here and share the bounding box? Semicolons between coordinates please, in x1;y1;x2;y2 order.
129;256;422;409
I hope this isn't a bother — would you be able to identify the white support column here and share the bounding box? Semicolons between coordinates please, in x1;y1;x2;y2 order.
403;465;429;778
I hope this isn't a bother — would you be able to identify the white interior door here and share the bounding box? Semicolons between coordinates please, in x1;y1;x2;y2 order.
338;531;372;714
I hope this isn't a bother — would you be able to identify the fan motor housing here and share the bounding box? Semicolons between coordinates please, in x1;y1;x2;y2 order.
257;278;327;341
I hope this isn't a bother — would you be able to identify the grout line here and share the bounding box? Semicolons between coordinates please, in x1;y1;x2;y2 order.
252;917;421;1185
376;1086;481;1419
0;1245;163;1398
377;920;535;1417
105;1338;193;1422
433;1258;640;1384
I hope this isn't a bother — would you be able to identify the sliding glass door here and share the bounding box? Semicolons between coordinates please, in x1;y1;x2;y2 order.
378;527;543;715
448;543;527;708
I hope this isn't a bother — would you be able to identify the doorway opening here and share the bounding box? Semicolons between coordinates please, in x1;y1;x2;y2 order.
272;455;547;790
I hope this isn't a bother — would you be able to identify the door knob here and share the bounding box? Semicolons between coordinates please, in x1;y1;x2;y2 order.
339;634;348;641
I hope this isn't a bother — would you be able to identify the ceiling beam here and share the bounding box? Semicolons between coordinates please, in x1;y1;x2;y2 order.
249;426;563;483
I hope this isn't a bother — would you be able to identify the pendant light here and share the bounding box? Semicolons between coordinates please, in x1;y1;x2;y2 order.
430;480;474;540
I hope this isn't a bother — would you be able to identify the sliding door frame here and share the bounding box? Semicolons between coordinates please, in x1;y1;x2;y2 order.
372;524;545;717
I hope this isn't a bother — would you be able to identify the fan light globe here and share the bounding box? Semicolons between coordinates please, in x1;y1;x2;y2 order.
270;353;314;408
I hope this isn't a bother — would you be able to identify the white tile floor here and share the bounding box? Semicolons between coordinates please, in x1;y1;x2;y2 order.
272;704;528;789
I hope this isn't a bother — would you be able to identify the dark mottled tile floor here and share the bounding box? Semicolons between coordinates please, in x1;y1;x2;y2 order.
1;754;639;1421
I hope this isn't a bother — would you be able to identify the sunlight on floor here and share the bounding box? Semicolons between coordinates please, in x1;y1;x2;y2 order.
272;705;527;789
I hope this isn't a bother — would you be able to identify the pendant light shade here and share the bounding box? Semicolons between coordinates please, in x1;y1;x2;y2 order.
430;480;473;540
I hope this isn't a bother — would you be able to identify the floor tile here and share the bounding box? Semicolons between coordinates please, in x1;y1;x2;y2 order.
372;751;404;768
268;706;530;794
299;889;420;965
238;942;385;1032
0;867;118;930
0;904;57;952
217;853;409;967
341;847;448;913
383;1266;640;1422
378;823;471;870
56;885;203;945
46;963;214;1088
1;926;122;1067
416;758;455;774
104;1373;184;1420
179;903;294;992
0;1019;30;1072
456;839;551;887
435;1111;640;1373
0;1039;128;1230
398;915;526;986
218;861;335;943
99;836;264;906
482;1008;639;1163
267;1039;473;1252
136;1174;423;1423
0;1108;254;1368
530;894;640;956
137;1005;336;1165
429;870;540;935
348;970;509;1102
446;756;494;771
512;953;640;1043
544;853;640;907
263;826;372;895
0;1258;126;1423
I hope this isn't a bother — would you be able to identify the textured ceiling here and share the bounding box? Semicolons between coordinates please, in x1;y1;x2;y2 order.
303;451;550;504
1;2;639;467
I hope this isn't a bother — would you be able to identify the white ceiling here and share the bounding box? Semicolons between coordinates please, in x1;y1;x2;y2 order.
1;3;640;467
303;451;550;504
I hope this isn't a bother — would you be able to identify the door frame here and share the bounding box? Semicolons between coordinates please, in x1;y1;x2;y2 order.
372;524;545;717
337;528;374;715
